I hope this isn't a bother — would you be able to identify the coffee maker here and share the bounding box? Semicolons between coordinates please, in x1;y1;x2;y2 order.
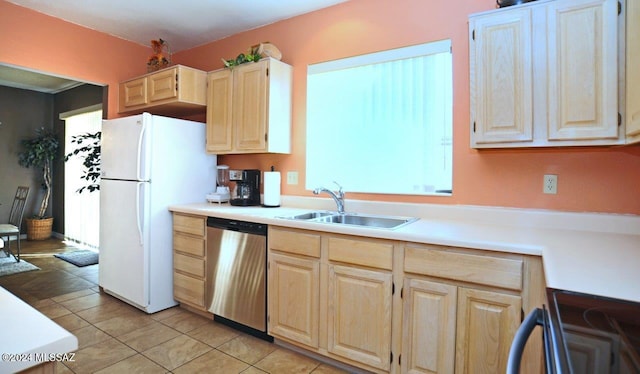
229;169;261;206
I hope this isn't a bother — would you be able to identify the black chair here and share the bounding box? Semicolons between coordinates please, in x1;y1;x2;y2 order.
0;186;30;262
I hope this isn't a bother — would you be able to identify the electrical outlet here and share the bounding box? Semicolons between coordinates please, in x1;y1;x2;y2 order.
543;174;558;194
287;171;298;185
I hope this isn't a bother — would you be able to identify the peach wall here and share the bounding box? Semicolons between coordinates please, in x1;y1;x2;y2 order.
2;0;639;215
0;0;149;119
177;0;640;215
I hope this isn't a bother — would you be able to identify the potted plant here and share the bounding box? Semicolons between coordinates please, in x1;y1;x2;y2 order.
221;45;262;68
18;127;59;240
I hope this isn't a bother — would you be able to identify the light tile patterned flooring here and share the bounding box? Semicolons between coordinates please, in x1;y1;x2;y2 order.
0;239;350;373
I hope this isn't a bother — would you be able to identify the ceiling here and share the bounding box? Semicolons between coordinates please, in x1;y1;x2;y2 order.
7;0;347;52
4;0;348;93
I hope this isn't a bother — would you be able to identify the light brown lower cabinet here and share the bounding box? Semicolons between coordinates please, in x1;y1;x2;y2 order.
402;279;457;373
268;251;320;348
327;264;393;371
172;213;208;312
402;243;543;374
455;287;521;373
272;226;545;374
401;280;521;374
268;227;395;373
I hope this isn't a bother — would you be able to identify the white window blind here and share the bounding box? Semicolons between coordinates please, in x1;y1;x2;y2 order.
306;40;453;195
63;108;101;249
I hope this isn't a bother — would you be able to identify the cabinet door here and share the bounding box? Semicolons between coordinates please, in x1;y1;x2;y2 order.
148;67;178;102
233;61;268;151
455;287;521;373
267;252;320;348
327;264;392;371
625;0;640;139
206;69;233;153
402;278;457;374
470;7;534;145
547;0;618;140
122;77;147;107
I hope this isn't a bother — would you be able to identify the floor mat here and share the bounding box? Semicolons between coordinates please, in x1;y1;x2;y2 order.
0;251;40;277
54;250;99;267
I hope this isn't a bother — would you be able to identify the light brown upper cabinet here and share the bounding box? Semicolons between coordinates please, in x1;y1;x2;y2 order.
469;0;640;148
625;0;640;142
206;58;293;154
469;5;535;145
119;65;207;115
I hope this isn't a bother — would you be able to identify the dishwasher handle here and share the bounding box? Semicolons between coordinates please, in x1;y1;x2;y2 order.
207;216;267;236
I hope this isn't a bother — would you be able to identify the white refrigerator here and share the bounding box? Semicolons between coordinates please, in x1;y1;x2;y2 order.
99;112;216;313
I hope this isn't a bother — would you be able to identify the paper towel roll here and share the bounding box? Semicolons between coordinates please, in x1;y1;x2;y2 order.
263;171;281;207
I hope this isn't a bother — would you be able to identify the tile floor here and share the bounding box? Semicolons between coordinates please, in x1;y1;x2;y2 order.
0;239;351;373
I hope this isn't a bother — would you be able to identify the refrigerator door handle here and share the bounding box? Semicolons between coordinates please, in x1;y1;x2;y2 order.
136;119;147;181
136;182;144;246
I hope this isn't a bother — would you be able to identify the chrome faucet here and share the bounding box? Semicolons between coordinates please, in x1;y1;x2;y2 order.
313;182;345;214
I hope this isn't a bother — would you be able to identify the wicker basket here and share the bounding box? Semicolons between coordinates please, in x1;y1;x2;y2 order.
26;217;53;241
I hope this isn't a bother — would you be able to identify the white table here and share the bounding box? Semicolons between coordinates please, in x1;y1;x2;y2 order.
0;287;77;373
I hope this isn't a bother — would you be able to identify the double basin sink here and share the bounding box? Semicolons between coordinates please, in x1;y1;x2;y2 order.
279;211;418;230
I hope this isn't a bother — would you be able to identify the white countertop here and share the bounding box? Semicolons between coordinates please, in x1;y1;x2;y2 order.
0;287;78;373
169;197;640;304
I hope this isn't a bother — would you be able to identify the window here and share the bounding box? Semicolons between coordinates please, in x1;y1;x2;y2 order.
62;106;102;249
306;40;453;195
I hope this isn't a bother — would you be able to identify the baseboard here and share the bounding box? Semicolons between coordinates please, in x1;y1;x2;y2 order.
2;234;25;241
6;232;63;241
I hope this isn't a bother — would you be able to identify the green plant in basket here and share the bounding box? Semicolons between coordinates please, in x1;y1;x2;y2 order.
18;127;59;218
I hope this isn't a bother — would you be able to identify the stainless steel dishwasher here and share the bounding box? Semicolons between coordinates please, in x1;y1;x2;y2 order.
206;217;270;339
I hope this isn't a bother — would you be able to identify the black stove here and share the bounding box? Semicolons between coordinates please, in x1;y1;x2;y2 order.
546;289;640;374
508;289;640;373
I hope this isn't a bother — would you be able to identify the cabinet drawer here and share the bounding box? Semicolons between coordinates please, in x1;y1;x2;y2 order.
404;244;523;291
269;227;321;258
174;253;205;278
173;214;205;236
174;272;205;307
174;233;205;257
328;236;393;270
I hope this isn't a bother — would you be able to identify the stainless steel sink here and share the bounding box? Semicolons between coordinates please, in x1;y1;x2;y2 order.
313;214;417;229
279;211;418;230
288;211;334;220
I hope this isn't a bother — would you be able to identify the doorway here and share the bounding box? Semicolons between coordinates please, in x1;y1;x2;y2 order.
62;106;102;249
